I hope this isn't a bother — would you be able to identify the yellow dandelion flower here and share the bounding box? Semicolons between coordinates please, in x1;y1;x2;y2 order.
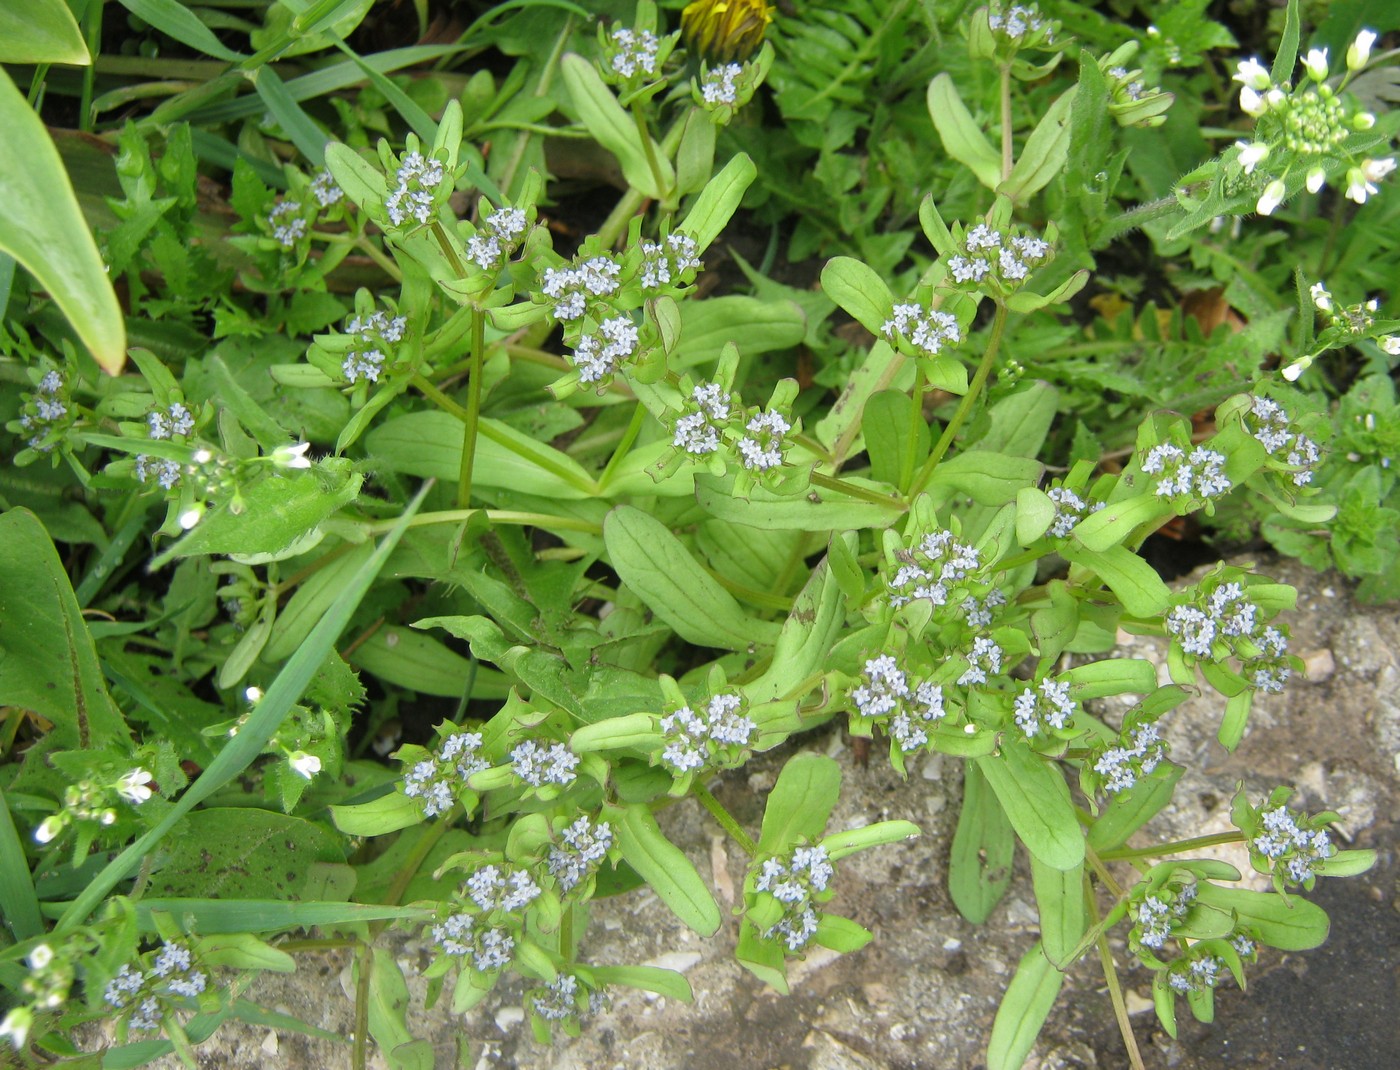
681;0;773;63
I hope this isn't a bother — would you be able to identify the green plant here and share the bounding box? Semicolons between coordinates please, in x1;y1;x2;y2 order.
1;2;1394;1068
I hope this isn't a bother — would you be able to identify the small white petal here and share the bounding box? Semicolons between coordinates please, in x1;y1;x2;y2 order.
1233;57;1271;90
1348;30;1376;71
1380;336;1400;355
1236;141;1269;173
290;752;322;779
178;507;203;530
1303;47;1329;81
1239;86;1265;115
1306;166;1326;193
1257;179;1286;215
1362;157;1396;182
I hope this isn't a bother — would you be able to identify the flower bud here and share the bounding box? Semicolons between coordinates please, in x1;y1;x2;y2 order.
1306;166;1326;193
1257;179;1287;216
1347;29;1377;71
1302;47;1329;81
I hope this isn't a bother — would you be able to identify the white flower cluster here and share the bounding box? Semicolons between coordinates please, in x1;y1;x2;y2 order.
385;150;446;227
1092;722;1165;794
104;941;208;1032
609;26;659;78
737;409;791;471
147;401;194;440
342;308;408;385
887;527;982;609
658;692;757;775
1253;804;1335;884
1231;34;1390;215
266;199;307;248
958;636;1005;686
1167;953;1224;994
1166;580;1291;692
947;223;1051;288
960;589;1007;629
1141;442;1231;499
701;62;744;106
639;232;702;290
18;369;68;452
754;844;834;951
1245;396;1319;486
1135;882;1196;950
988;3;1050;42
310;169;343;207
1047;486;1105;537
1012;676;1076;737
571;315;640;384
428;912;516;973
510;738;579;787
880;302;962;358
672;382;732;455
135;455;182;490
467;206;528;271
851;655;947;753
465;862;541;913
541;255;621;322
547;814;614;894
403;731;490;817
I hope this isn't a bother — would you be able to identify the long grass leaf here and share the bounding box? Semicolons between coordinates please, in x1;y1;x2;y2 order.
117;0;245;62
251;65;328;167
0;787;43;941
52;483;434;935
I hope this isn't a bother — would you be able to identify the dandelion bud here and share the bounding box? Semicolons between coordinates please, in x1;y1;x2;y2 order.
682;0;772;63
1257;179;1286;216
1347;29;1377;71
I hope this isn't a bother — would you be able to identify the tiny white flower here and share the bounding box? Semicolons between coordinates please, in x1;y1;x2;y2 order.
272;442;313;469
178;506;203;531
99;809;117;826
116;769;154;805
1238;85;1265;116
192;448;213;464
246;686;263;703
1281;357;1309;381
1363;157;1397;182
28;944;54;970
1310;282;1332;311
289;751;322;779
1348;29;1377;70
1306;166;1326;193
1345;167;1377;204
34;815;64;844
1235;141;1269;173
1303;47;1329;81
1257;179;1286;215
1233;57;1271;90
0;1007;32;1050
1380;336;1400;355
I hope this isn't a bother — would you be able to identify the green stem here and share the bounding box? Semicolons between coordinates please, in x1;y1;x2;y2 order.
431;220;468;279
809;470;907;509
458;309;486;507
598;403;648;488
597;187;647;250
901;363;926;493
692;781;756;857
791;433;835;466
1000;63;1014;182
631;101;670;205
1316;191;1348;279
910;302;1010;497
80;0;103;132
1099;831;1244;862
355;233;403;281
360;508;601;536
1088;875;1147;1070
1095;194;1186;247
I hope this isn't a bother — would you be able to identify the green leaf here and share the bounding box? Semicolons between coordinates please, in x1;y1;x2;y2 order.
927;74;1001;190
0;788;42;941
814;913;873;953
351;626;479;698
143;809;345;899
265;543;376;661
0;509;129;749
1087;762;1184;852
1313;849;1377;878
569;712;661;753
587;965;693;1003
694;472;904;530
926;452;1043;505
821;820;920;860
1070;493;1171;553
331;790;424;837
748;556;845;702
251;65;328;167
1272;0;1303;85
0;0;89;64
864;390;929;486
674;295;806;367
1031;857;1085;965
758;753;841;853
0;69;126;373
153;469;363;568
736;918;790;993
611;802;721;936
604;505;782;651
117;0;246;61
1193;885;1329;951
820;256;896;337
977;741;1084;871
948;763;1014;924
560;53;672;199
325;140;389;212
681;152;755;251
986;942;1064;1070
1062;658;1158;698
1061;543;1171;617
367;953;434;1070
1000;87;1076;202
674;108;717;194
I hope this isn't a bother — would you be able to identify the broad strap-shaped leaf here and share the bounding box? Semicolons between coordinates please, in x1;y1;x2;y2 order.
560;53;673;200
610;803;721;936
1086;761;1184;852
820;256;896;337
977;740;1084;871
1000;87;1076;202
986;941;1064;1070
748;556;846;702
694;472;904;531
0;0;89;64
0;509;130;749
1031;856;1085;966
927;73;1001;190
681;152;755;252
757;753;841;854
1062;542;1171;618
1193;884;1330;951
604;505;782;651
948;763;1014;924
0;69;126;373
